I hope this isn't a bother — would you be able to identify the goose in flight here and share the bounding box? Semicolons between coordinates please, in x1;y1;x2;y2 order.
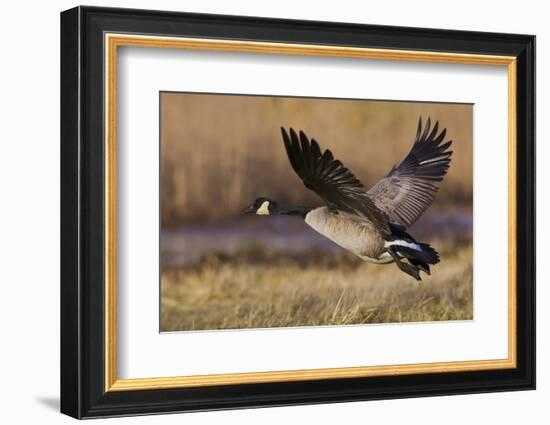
243;118;453;280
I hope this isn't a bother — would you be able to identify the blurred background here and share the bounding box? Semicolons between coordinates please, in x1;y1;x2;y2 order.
161;93;472;224
160;92;473;332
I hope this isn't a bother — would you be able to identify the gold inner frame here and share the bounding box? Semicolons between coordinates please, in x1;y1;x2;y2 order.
104;33;517;392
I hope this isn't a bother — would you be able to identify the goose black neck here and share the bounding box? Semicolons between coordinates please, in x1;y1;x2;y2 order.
276;205;312;218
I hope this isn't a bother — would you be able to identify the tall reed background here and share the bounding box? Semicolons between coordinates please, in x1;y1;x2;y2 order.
161;93;472;226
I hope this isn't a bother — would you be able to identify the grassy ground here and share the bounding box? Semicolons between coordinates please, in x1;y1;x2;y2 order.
160;237;472;332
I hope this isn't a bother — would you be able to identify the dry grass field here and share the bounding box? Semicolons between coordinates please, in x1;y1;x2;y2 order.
161;237;472;331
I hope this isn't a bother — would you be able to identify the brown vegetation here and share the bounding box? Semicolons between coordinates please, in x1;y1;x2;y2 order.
161;93;472;226
160;237;472;331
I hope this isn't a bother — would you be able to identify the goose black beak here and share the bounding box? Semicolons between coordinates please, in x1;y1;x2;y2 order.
242;204;256;214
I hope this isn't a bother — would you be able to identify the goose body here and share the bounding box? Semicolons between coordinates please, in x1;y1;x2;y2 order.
243;117;453;281
304;207;392;263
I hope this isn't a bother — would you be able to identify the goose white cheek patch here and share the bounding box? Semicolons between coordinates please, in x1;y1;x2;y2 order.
256;201;270;215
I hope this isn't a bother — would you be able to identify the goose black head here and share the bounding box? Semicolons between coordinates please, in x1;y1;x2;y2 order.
242;197;279;216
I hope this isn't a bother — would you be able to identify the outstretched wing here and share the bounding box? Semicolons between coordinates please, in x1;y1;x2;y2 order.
281;127;389;235
367;117;453;228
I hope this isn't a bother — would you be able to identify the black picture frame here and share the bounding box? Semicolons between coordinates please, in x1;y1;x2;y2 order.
60;5;535;419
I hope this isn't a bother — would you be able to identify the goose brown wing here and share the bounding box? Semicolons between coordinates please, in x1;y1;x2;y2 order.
367;117;453;228
281;127;389;235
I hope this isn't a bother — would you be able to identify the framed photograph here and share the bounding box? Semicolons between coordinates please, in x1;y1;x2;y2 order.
60;6;535;419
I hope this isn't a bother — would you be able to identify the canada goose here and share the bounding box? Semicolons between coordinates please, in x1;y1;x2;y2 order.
243;118;453;281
